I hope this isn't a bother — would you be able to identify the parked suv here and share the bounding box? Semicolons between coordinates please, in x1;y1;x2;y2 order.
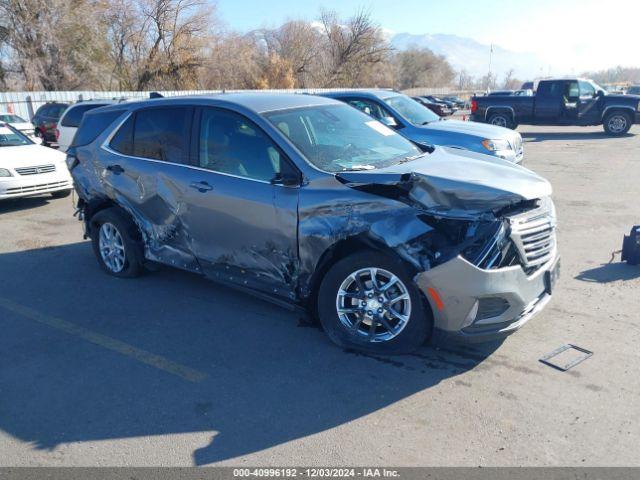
321;90;524;164
57;101;116;152
32;102;69;146
69;94;559;353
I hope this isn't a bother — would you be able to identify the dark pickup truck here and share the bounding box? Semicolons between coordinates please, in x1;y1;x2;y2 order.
471;78;640;135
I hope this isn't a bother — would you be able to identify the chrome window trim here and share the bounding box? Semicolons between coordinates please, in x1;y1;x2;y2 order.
100;111;280;186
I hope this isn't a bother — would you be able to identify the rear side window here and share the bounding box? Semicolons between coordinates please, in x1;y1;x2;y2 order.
72;109;126;147
537;82;563;98
132;107;191;164
109;115;134;155
61;104;108;128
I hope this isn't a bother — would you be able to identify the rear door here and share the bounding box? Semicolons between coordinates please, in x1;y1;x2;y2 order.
533;81;565;123
104;105;202;270
178;106;300;299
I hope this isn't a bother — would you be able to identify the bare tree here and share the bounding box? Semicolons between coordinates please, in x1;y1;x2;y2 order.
501;69;521;90
394;47;455;89
318;9;391;87
0;0;109;90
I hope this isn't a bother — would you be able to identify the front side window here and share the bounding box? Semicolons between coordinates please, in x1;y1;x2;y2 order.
384;94;439;125
265;104;423;172
579;81;595;98
198;108;284;182
347;99;390;120
132;107;191;164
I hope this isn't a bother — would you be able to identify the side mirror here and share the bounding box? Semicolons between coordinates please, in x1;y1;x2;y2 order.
380;116;398;128
271;171;300;187
596;90;605;98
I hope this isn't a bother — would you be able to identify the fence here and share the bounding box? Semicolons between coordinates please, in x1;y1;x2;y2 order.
0;87;469;121
0;88;379;121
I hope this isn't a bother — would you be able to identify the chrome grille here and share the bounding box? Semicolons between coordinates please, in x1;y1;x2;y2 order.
15;164;56;175
508;198;556;270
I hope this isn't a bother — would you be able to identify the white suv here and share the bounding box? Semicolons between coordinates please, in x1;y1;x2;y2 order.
57;101;115;152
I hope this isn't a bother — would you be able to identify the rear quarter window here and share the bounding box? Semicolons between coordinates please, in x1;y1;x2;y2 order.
72;109;127;147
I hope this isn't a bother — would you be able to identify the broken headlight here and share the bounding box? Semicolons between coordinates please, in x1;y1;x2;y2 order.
460;220;517;269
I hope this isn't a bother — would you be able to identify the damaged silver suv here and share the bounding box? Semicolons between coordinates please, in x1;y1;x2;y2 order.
68;94;560;354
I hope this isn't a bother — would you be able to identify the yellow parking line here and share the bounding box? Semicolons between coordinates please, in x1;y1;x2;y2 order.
0;297;208;383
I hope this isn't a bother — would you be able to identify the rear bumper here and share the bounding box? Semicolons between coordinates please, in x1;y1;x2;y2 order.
415;252;559;344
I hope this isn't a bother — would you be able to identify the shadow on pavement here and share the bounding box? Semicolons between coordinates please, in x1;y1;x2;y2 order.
0;242;502;465
522;131;634;142
0;196;52;214
575;262;640;283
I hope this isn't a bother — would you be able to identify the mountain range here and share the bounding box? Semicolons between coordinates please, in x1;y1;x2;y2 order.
389;32;551;82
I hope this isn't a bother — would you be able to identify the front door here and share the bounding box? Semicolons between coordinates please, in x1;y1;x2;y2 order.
576;80;601;124
180;107;300;300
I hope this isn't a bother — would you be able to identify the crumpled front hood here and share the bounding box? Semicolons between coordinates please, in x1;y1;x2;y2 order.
337;146;551;216
422;119;516;139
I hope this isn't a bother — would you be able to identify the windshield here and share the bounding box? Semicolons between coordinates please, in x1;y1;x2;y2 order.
384;94;440;125
0;114;27;123
0;125;33;146
264;104;424;172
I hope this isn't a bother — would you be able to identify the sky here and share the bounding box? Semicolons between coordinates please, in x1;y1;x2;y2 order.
214;0;640;74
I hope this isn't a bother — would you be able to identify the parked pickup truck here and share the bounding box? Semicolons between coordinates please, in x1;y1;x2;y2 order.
471;78;640;136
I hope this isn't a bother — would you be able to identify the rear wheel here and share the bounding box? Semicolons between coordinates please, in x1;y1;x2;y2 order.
90;208;144;278
603;111;632;135
317;251;432;354
488;112;516;129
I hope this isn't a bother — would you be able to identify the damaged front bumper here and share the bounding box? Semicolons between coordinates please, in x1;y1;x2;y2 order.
415;251;559;343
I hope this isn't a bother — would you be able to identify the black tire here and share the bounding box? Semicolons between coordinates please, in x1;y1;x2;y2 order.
51;189;72;199
317;250;432;354
488;112;516;130
90;207;144;278
603;111;632;136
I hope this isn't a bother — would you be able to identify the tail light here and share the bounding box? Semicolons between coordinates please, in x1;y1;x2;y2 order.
471;99;478;113
54;125;60;141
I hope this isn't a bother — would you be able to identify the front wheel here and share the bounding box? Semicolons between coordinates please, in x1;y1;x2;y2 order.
603;111;632;136
488;112;516;129
317;251;432;354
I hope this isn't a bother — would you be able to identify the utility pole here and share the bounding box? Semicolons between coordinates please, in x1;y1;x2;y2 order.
487;43;494;92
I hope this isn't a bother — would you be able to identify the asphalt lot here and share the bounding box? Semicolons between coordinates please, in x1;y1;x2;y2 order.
1;124;639;466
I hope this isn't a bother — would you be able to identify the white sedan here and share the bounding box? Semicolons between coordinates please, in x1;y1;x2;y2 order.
0;111;38;140
0;123;73;200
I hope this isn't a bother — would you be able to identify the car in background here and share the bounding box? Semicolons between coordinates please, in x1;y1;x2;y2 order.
412;96;452;116
31;102;69;147
69;94;557;353
422;95;458;112
0;111;38;140
627;86;640;96
441;96;467;109
321;90;524;164
471;77;640;135
0;122;73;200
57;101;115;152
514;89;534;96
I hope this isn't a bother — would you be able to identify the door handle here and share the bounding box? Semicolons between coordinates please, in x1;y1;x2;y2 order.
190;181;213;192
106;164;125;174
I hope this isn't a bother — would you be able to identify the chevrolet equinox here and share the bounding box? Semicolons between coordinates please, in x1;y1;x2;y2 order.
68;94;560;354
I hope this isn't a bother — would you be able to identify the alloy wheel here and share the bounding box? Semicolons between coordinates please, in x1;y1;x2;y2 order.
98;222;126;273
336;267;412;342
